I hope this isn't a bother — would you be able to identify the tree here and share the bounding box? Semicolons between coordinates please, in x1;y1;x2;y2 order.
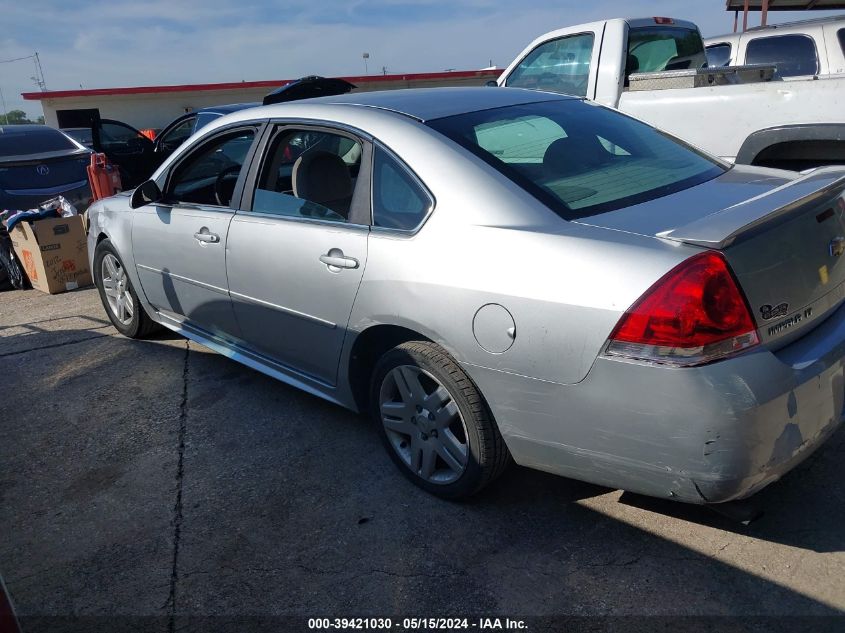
1;110;35;125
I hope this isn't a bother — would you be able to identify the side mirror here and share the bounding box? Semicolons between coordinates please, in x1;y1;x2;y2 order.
485;80;500;87
130;180;162;209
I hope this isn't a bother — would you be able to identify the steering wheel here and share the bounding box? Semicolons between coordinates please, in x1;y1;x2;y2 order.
214;164;242;206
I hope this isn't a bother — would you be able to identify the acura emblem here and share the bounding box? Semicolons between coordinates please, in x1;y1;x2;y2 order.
35;164;49;176
830;236;845;258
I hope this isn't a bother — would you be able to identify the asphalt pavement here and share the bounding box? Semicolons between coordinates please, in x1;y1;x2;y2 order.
1;287;844;632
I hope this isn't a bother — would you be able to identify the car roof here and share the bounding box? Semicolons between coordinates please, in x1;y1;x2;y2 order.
290;87;576;122
0;124;62;135
196;102;258;116
707;14;845;41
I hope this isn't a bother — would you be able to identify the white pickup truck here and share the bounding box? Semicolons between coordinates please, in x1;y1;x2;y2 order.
496;17;845;170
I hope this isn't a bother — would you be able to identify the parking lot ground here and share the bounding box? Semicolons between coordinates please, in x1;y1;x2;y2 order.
1;287;845;631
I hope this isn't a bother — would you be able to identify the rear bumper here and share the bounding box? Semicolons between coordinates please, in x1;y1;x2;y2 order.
466;302;845;504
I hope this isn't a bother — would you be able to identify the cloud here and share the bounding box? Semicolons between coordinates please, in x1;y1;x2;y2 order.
2;1;842;119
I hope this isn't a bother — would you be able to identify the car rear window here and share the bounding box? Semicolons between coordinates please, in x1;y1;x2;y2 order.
745;34;819;77
626;26;707;77
426;100;725;220
0;126;78;157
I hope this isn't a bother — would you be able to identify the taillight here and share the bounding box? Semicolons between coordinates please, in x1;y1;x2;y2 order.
653;17;675;25
605;251;759;366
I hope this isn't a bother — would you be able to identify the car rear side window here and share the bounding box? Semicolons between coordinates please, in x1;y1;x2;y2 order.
745;35;819;77
0;127;77;157
505;32;594;97
372;147;431;231
252;129;363;224
705;43;732;67
427;100;724;220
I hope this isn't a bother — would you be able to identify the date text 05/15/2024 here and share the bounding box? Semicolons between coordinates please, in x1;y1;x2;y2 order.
307;617;528;630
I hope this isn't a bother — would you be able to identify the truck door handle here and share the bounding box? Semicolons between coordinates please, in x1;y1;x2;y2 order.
320;249;359;270
193;231;220;244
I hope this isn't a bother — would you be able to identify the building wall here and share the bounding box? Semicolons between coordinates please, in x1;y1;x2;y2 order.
35;71;500;130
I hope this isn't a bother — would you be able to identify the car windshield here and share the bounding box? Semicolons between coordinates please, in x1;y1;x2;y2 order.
0;127;78;157
426;100;725;219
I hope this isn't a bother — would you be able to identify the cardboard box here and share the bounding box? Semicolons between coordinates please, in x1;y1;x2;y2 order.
9;216;92;294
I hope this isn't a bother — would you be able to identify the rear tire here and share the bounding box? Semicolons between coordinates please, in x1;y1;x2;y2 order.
370;341;510;499
93;239;160;338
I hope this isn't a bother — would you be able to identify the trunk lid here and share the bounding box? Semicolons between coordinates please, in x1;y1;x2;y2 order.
0;150;90;195
578;165;845;347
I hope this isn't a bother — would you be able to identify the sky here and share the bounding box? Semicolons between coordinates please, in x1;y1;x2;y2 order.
1;0;843;119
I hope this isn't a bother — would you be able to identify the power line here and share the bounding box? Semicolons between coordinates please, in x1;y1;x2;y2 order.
0;51;47;91
0;54;37;64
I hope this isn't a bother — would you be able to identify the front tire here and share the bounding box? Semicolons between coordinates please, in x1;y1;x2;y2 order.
370;341;510;499
93;239;160;338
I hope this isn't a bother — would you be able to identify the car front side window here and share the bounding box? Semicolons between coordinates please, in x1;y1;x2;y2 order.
251;129;363;224
98;121;150;153
166;129;255;207
705;43;732;67
505;32;595;97
157;116;196;155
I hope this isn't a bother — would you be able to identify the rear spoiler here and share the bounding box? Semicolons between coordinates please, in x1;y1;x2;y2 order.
657;167;845;249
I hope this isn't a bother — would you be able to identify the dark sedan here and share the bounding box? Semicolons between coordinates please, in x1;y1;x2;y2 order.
0;125;91;211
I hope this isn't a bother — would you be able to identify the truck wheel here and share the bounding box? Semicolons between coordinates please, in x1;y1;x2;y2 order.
93;239;160;338
370;341;510;499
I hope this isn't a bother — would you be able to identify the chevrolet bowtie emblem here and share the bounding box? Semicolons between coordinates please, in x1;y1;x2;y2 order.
830;237;845;258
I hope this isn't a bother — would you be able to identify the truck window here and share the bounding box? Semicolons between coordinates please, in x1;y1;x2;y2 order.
838;29;845;57
505;32;594;98
745;35;819;77
705;43;732;67
626;26;707;79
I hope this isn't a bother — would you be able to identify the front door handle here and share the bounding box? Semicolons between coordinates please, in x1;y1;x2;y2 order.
320;249;359;270
193;230;220;244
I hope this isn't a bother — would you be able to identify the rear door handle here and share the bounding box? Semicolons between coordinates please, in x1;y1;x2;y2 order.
193;231;220;244
320;249;359;270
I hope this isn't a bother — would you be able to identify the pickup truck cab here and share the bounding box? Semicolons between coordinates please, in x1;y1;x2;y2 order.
498;17;845;170
705;16;845;76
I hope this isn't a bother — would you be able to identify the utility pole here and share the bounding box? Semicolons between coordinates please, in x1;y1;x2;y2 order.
0;85;8;124
34;51;47;90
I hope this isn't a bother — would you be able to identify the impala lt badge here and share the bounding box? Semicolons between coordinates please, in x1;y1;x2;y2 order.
35;164;49;176
830;236;845;258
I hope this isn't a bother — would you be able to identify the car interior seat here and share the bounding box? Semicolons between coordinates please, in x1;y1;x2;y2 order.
292;150;353;218
543;135;608;178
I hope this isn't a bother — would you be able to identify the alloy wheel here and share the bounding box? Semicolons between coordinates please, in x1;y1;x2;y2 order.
379;365;469;484
101;253;134;325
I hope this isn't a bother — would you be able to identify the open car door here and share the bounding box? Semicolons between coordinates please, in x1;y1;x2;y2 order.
91;118;158;188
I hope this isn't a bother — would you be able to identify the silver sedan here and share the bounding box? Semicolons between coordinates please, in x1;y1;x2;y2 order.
88;87;845;503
